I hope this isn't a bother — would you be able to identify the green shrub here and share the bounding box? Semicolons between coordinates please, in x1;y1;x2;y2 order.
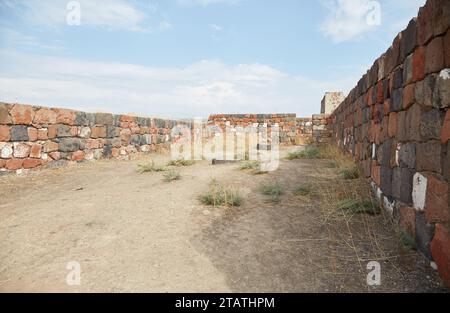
163;170;181;182
262;182;283;202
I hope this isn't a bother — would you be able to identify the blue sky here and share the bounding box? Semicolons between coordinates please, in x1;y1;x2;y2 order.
0;0;426;118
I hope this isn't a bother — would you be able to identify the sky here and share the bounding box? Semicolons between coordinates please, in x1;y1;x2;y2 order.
0;0;426;118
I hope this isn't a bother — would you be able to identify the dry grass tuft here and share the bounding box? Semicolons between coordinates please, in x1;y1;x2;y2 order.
167;159;196;167
261;181;283;202
163;169;182;182
138;160;168;173
200;179;243;207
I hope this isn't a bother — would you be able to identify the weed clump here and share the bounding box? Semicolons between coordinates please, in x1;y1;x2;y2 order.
163;170;181;182
262;181;283;202
338;198;381;215
138;160;167;173
200;180;242;207
167;159;196;167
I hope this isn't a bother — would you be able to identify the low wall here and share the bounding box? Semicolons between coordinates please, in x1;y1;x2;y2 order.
207;113;330;145
0;103;183;174
328;0;450;286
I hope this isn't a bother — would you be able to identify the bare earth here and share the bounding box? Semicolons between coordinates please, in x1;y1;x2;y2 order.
0;148;447;292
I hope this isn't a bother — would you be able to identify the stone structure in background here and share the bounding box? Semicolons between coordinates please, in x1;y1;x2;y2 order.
321;92;345;114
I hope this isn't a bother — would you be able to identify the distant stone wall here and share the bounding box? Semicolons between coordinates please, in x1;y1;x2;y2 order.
327;0;450;287
0;102;184;174
207;113;331;145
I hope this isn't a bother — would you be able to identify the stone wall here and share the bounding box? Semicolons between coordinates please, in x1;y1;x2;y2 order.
0;103;183;174
327;0;450;287
207;113;331;145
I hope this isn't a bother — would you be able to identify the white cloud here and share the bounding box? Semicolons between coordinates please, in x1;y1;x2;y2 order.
1;0;162;32
319;0;379;43
0;50;356;118
319;0;426;43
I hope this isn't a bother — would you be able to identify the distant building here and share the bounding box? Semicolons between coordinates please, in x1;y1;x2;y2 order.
321;92;345;114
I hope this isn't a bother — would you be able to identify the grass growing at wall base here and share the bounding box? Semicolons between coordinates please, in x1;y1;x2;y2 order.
338;198;381;215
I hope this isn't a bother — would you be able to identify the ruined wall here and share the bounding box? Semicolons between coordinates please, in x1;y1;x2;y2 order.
207;113;331;145
328;0;450;286
0;103;182;174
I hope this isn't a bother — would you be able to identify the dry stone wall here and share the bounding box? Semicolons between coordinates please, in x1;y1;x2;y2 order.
207;113;331;145
0;103;183;174
328;0;450;287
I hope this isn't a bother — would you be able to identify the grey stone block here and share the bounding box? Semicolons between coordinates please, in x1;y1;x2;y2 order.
420;109;442;140
415;213;435;260
10;125;29;141
59;138;82;152
398;143;416;168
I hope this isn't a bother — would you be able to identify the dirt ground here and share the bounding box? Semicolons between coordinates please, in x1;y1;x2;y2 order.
0;148;448;292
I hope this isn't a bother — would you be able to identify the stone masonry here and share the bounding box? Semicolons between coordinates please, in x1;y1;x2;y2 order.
328;0;450;287
0;103;185;174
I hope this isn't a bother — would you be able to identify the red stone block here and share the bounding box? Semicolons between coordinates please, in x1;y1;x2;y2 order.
27;127;38;141
0;125;10;141
377;80;383;103
0;159;5;168
425;175;449;223
399;206;416;238
371;164;381;186
29;144;42;159
23;158;42;169
5;158;23;170
402;83;416;109
54;108;76;125
91;126;106;138
71;150;85;161
431;224;450;288
388;112;397;138
49;151;61;160
417;3;434;45
47;125;57;139
0;103;11;124
383;99;391;116
413;46;426;82
84;139;96;149
112;148;119;157
442;110;450;144
33;108;57;125
37;128;48;140
425;36;444;75
10;104;34;125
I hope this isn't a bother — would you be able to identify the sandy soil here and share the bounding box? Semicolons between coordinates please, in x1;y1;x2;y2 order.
0;149;447;292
